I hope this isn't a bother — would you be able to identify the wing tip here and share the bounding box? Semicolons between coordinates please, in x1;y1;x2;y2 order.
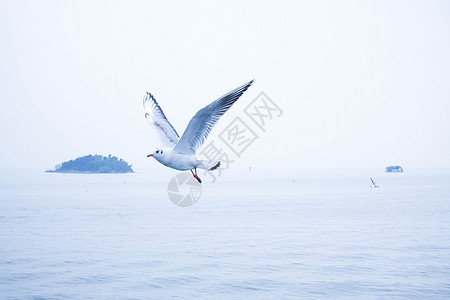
144;91;153;100
143;91;157;107
233;79;255;98
238;79;255;93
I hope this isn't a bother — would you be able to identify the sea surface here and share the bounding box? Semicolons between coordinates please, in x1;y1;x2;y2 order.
1;168;450;299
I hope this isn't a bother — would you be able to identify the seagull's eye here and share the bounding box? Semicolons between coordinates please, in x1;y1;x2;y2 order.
156;150;159;154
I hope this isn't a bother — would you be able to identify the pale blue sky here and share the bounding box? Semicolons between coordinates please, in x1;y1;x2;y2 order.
1;0;449;170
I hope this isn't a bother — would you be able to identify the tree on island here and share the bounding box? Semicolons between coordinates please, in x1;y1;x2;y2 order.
48;154;134;173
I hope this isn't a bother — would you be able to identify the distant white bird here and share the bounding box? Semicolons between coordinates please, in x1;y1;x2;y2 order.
143;80;254;183
370;177;380;188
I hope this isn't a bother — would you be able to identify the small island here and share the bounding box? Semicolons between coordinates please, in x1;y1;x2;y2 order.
47;154;134;173
385;165;403;173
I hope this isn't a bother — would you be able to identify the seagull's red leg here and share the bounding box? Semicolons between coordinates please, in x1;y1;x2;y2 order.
191;167;202;183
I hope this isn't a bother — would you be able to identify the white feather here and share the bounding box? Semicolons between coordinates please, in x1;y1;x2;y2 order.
143;92;180;147
174;80;254;155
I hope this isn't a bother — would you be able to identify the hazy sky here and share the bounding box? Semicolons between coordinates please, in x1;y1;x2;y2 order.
1;0;449;171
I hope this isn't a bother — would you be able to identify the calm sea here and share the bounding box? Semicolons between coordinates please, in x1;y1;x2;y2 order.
1;168;449;299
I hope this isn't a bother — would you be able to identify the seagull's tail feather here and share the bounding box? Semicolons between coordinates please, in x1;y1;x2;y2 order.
197;160;221;171
208;161;221;171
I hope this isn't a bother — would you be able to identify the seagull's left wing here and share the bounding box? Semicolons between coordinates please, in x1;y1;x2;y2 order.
143;92;180;147
174;80;254;155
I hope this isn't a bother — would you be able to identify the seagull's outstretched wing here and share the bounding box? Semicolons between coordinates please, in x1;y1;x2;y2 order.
174;80;254;155
143;92;180;147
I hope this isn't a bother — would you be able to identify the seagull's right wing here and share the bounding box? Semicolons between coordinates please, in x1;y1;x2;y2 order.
174;80;254;155
143;92;180;147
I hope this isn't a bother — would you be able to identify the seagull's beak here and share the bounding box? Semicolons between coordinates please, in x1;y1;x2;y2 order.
147;154;153;157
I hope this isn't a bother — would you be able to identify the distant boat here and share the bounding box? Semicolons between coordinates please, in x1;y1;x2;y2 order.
370;177;380;188
385;165;403;173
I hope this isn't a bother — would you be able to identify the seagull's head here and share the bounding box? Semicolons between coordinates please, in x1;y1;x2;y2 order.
147;148;164;159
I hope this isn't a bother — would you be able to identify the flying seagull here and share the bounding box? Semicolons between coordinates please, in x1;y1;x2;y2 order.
143;80;254;183
370;177;380;188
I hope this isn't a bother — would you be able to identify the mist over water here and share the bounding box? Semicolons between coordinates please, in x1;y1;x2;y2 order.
2;1;450;298
1;169;449;299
